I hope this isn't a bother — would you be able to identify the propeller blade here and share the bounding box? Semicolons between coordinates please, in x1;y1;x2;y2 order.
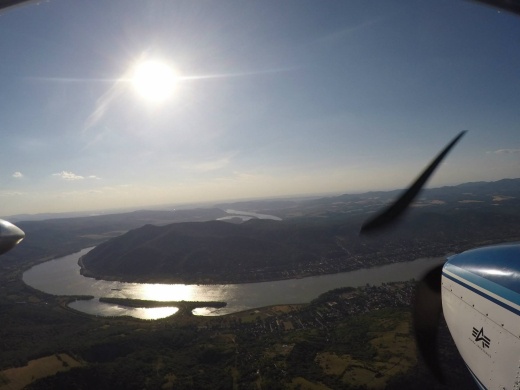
0;0;37;13
413;263;445;383
360;130;466;235
473;0;520;16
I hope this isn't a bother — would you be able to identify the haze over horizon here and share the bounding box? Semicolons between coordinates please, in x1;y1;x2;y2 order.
0;0;519;215
3;175;518;222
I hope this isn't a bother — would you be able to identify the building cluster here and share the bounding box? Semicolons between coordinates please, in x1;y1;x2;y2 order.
198;282;415;337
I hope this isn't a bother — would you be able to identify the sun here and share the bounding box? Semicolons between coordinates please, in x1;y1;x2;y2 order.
131;60;178;103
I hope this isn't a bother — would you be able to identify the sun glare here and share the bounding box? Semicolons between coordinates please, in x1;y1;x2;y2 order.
131;60;178;103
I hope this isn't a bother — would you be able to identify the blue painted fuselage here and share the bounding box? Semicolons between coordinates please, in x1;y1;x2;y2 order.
442;244;520;390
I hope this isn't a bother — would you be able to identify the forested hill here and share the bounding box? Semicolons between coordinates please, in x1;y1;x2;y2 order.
80;196;520;284
0;208;227;267
80;218;356;283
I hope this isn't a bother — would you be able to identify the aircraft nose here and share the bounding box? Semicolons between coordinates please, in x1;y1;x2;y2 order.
0;219;25;256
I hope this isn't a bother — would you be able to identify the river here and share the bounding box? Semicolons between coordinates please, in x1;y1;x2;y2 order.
23;247;446;320
216;209;283;222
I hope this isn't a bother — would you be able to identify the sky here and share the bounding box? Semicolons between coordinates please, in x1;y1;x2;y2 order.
0;0;519;216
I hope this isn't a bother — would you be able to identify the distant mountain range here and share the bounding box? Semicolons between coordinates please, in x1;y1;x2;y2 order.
79;178;520;284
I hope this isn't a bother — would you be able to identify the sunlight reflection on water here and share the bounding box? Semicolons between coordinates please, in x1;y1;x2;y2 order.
192;307;218;316
137;283;197;301
23;247;446;320
68;298;179;319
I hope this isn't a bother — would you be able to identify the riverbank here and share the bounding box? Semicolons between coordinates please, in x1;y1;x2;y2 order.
77;253;445;285
25;248;450;319
76;234;520;286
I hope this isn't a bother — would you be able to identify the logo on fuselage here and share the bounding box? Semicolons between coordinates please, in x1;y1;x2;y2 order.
472;327;490;349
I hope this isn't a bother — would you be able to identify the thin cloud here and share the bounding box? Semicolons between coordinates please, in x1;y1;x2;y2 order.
53;171;84;181
0;191;22;197
12;172;23;178
185;156;232;172
489;149;520;154
312;17;383;45
52;172;101;180
306;11;400;49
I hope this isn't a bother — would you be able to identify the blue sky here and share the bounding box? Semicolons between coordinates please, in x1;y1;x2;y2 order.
0;0;518;215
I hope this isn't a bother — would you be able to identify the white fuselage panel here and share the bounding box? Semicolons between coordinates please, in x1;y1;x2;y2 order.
442;268;520;390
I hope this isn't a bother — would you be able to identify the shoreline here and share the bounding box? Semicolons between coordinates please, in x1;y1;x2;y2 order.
75;236;520;286
77;254;447;286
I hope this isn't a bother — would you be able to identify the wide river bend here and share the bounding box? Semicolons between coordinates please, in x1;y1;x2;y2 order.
23;247;446;320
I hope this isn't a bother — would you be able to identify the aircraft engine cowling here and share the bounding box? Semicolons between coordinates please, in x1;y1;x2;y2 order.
442;244;520;390
0;219;25;256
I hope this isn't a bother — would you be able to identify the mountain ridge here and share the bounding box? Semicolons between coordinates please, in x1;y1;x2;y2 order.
80;178;520;284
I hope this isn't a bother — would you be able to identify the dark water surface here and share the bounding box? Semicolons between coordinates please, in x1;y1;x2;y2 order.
23;247;445;319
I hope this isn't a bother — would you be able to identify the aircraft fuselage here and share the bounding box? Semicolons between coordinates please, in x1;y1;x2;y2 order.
442;244;520;390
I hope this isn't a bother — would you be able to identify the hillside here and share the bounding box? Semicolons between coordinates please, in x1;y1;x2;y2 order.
79;218;347;283
80;179;520;283
0;208;227;269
